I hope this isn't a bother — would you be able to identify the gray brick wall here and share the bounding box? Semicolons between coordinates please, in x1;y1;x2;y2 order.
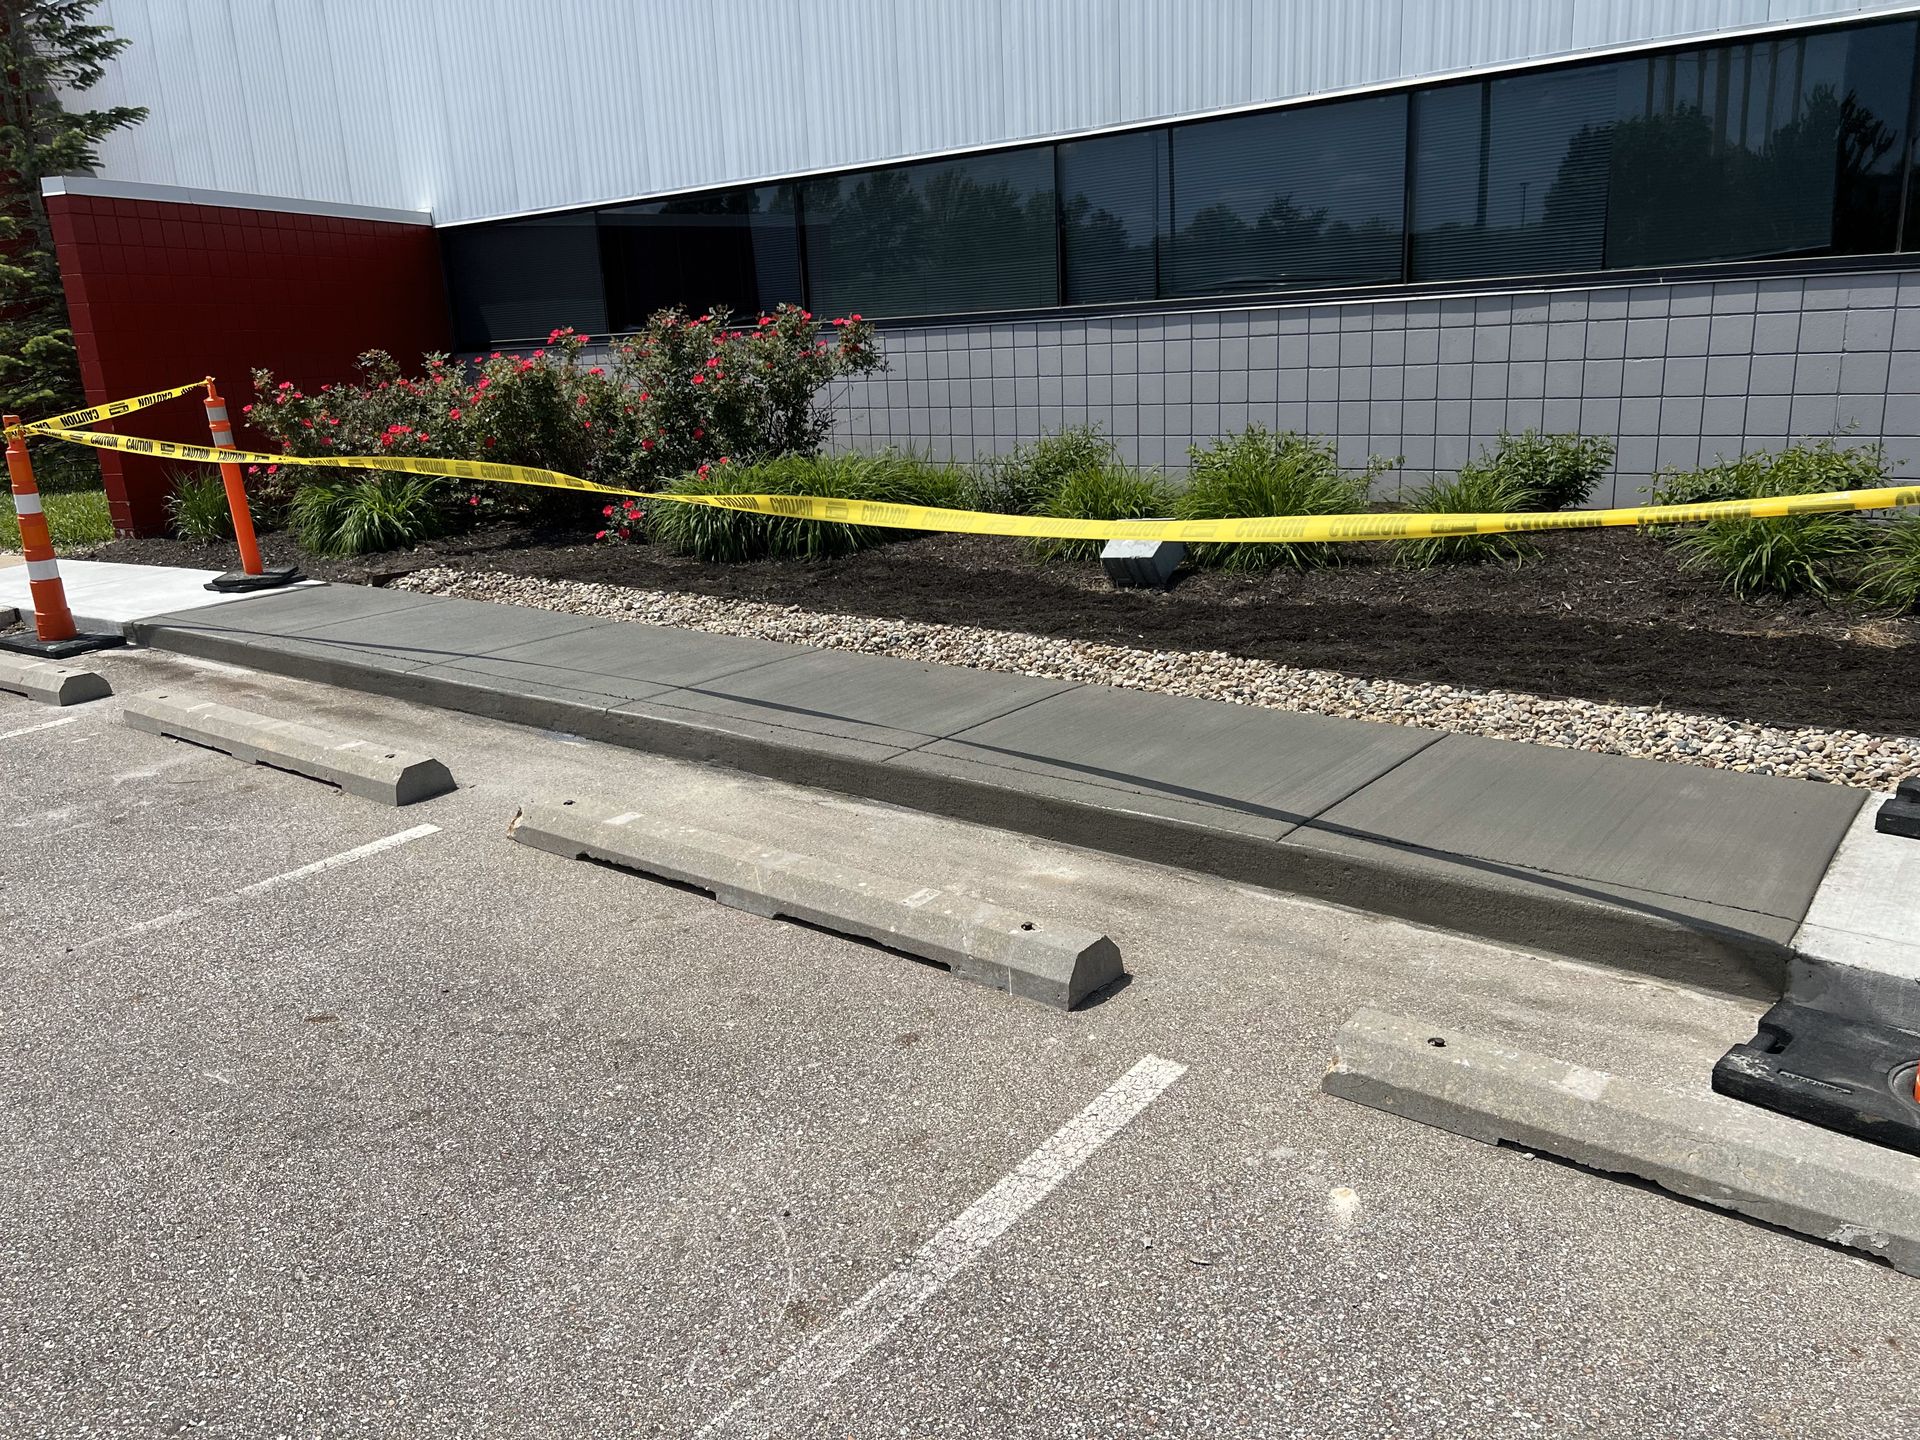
829;270;1920;507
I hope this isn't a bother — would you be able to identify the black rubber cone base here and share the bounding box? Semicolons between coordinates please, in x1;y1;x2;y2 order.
0;628;125;659
1713;999;1920;1156
205;565;302;593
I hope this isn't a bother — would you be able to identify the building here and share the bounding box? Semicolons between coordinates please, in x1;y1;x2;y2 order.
45;0;1920;533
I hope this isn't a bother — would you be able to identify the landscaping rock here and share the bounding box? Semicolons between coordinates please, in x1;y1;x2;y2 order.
394;566;1920;794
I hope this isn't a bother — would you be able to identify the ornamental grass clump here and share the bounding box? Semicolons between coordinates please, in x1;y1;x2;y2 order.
966;426;1118;514
1858;515;1920;613
1392;464;1540;568
1658;440;1883;599
165;468;233;542
289;474;450;557
1175;428;1387;572
648;451;965;562
1030;464;1173;563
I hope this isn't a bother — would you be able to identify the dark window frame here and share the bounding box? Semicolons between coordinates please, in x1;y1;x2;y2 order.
439;9;1920;346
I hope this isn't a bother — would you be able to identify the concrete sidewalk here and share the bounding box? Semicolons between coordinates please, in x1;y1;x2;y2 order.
116;577;1869;997
0;555;318;630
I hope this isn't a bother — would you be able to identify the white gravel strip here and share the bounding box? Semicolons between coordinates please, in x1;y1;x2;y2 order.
395;566;1919;793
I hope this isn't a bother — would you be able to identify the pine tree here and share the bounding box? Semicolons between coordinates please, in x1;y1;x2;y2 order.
0;0;144;438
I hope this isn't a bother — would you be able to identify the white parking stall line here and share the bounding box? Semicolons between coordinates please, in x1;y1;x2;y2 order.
74;823;442;952
0;715;80;742
695;1053;1189;1439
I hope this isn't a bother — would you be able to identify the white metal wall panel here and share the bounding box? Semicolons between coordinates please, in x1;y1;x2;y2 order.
72;0;1920;224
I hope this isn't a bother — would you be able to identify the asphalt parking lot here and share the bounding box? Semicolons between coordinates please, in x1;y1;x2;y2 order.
2;648;1916;1439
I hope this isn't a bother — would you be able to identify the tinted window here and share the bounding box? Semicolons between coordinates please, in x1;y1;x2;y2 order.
1839;19;1918;254
1411;65;1619;280
441;213;607;349
801;148;1057;317
1607;24;1913;266
1059;129;1167;304
1170;93;1407;294
599;185;802;330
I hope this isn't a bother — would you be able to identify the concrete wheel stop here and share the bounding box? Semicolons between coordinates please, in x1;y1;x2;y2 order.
1323;1007;1920;1277
0;653;112;706
508;798;1124;1009
120;691;456;805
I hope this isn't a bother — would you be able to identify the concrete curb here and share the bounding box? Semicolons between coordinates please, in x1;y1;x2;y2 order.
129;617;1790;999
509;798;1124;1009
1322;1007;1920;1276
120;691;456;805
1786;802;1920;1031
0;654;112;706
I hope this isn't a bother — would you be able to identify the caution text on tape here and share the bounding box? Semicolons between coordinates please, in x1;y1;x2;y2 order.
25;409;1920;544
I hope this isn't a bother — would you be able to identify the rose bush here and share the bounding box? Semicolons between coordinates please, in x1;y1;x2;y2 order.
243;305;882;553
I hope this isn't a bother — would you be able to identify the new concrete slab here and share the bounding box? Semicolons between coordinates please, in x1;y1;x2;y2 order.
460;617;803;690
1272;821;1798;994
131;587;458;679
1305;732;1863;924
908;683;1445;840
292;593;609;663
134;610;444;685
655;648;1079;753
127;581;1864;988
1322;1007;1920;1277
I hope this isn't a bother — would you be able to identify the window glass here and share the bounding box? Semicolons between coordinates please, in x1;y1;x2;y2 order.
441;213;607;349
1169;93;1407;295
1059;129;1167;304
1838;19;1917;253
801;147;1057;317
1411;65;1619;280
598;184;802;330
1607;23;1913;266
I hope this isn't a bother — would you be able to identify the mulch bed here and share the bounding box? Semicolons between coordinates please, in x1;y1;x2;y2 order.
92;525;1920;737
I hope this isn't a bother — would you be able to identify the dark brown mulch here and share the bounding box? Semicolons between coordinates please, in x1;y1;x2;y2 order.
91;525;1920;737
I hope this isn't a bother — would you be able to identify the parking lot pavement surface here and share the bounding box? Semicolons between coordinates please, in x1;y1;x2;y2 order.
1;649;1914;1439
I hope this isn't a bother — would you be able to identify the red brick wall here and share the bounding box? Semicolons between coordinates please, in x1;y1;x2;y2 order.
45;193;451;536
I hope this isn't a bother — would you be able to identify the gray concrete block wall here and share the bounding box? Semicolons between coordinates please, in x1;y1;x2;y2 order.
828;270;1920;507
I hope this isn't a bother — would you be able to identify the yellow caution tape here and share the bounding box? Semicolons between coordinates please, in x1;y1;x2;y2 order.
676;483;1920;541
28;418;1920;543
35;424;632;497
11;380;210;436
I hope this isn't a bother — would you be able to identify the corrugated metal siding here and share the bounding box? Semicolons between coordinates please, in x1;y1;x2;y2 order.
74;0;1920;224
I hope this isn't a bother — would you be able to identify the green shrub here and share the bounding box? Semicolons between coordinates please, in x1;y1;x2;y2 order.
1032;465;1173;563
1176;428;1384;571
965;427;1117;514
1648;438;1889;508
288;475;450;556
1;489;112;550
166;468;234;542
1654;440;1883;599
1394;465;1540;568
1858;515;1920;613
247;306;884;528
1674;510;1866;599
646;452;965;563
1475;430;1614;511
